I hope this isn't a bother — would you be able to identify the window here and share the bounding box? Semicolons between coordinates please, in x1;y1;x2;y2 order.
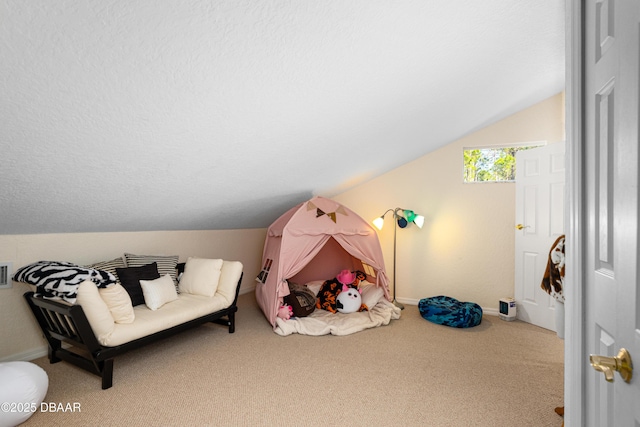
256;258;273;283
361;263;376;278
463;143;545;183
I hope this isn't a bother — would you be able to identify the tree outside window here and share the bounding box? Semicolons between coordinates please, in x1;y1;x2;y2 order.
463;144;543;183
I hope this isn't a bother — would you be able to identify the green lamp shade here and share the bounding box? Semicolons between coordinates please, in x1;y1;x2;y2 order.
404;210;416;222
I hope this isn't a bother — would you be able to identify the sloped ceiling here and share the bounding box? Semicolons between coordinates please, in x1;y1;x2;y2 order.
1;1;565;235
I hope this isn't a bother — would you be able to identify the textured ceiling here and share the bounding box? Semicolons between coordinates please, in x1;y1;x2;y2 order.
0;0;565;235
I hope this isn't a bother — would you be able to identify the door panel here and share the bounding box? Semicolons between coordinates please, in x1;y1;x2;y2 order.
581;0;640;425
515;142;565;331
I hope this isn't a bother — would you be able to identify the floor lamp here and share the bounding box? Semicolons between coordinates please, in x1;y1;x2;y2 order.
373;208;424;310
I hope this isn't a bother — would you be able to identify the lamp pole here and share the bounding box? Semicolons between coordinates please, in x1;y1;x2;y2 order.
374;207;422;310
392;208;404;310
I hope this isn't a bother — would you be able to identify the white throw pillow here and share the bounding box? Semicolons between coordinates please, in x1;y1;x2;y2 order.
99;283;135;323
178;258;223;297
140;274;178;310
360;282;385;309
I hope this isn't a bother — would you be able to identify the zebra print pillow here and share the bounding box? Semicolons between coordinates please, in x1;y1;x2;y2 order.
13;260;117;303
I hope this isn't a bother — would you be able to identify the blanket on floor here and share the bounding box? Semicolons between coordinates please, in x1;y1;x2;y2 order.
274;298;400;336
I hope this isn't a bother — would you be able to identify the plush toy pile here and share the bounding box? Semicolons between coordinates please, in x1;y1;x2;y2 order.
276;269;372;322
316;270;368;314
283;281;317;317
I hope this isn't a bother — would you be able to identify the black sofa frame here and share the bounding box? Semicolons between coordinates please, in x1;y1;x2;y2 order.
23;266;243;390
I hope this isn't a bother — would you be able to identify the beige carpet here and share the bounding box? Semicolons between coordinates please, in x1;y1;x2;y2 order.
24;293;564;426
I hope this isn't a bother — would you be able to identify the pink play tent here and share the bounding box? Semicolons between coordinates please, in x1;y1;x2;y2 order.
255;196;390;327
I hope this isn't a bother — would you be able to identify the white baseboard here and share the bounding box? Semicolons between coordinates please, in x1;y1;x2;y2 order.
239;284;255;295
0;346;48;363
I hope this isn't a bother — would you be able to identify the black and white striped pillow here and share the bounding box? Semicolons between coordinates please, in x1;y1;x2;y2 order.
87;257;126;281
124;253;179;286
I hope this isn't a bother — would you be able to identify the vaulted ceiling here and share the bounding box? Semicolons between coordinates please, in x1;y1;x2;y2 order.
1;1;565;235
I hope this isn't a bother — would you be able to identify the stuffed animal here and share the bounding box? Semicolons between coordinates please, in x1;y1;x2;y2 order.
277;303;293;320
336;284;363;313
316;269;368;313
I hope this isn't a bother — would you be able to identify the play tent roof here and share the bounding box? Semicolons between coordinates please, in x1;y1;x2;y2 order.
255;196;390;327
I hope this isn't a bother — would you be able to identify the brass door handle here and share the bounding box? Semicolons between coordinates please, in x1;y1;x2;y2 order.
515;224;530;230
590;348;633;383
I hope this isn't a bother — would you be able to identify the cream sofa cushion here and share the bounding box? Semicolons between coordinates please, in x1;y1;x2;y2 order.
216;260;243;303
140;274;178;310
80;260;244;347
99;283;135;323
75;280;115;343
101;293;231;347
178;258;223;297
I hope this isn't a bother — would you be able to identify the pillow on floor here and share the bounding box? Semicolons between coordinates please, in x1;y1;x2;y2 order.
360;282;385;309
116;263;161;306
305;280;326;296
140;274;178;310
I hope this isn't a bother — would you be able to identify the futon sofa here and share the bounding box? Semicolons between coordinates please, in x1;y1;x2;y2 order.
23;258;243;389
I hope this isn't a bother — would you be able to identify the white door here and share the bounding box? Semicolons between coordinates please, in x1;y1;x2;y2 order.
514;142;565;331
567;0;640;425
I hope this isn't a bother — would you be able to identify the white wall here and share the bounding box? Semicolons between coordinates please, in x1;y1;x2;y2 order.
333;92;565;311
0;228;265;361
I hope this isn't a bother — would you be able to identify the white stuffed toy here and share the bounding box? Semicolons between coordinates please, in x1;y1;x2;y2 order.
336;285;363;314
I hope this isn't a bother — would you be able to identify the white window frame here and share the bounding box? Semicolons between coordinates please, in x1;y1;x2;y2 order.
462;141;547;183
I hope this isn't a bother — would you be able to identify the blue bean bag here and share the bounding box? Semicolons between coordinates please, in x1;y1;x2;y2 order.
418;295;482;328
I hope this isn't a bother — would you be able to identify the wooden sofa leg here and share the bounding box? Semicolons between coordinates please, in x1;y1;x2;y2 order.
228;312;235;334
48;343;61;364
101;359;114;390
